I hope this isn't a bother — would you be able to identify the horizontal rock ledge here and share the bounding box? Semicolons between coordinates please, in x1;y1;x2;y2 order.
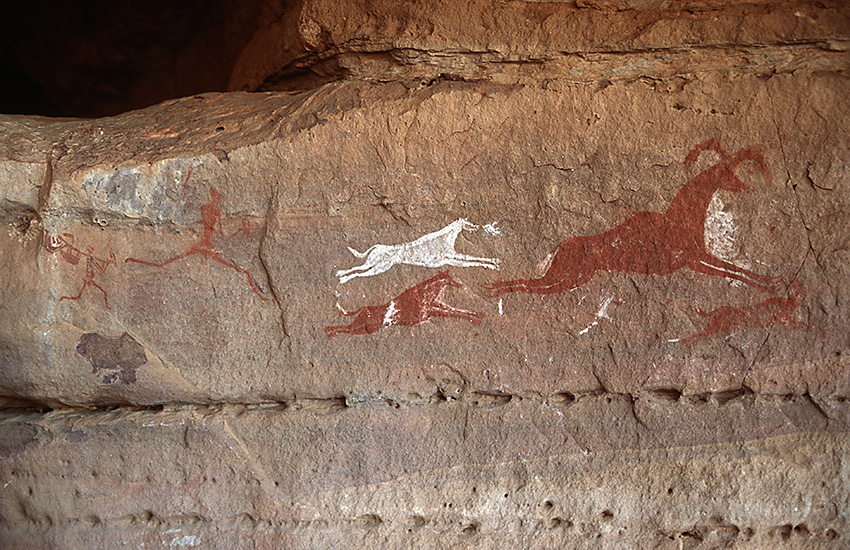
1;398;847;547
229;0;850;91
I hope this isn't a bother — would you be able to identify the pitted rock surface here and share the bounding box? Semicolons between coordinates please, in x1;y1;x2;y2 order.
1;1;848;548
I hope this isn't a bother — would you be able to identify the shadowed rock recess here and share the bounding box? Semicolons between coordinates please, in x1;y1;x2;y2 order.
2;1;849;548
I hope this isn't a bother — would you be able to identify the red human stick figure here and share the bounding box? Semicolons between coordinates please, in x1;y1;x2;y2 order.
44;232;117;308
680;279;816;343
124;168;267;301
325;271;481;338
483;139;779;297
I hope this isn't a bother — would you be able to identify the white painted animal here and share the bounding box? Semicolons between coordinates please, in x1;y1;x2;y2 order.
336;218;500;284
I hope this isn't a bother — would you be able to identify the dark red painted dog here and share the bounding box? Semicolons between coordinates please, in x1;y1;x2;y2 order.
326;271;481;338
483;139;779;297
682;279;815;343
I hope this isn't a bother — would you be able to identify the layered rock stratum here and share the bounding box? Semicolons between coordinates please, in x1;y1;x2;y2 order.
1;1;849;548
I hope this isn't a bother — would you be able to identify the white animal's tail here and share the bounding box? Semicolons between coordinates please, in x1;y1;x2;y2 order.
347;245;377;258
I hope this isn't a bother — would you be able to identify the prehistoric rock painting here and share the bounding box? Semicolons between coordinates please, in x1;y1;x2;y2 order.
680;279;815;343
483;140;779;297
76;332;147;384
336;218;500;284
44;232;117;309
124;168;267;301
326;271;481;338
578;296;623;336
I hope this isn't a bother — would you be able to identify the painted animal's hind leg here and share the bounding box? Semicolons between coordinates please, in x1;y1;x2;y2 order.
694;256;780;292
326;314;375;338
336;263;371;280
482;269;592;297
431;303;482;325
481;278;536;297
446;255;501;270
338;263;391;284
680;328;716;344
325;324;349;339
778;318;819;331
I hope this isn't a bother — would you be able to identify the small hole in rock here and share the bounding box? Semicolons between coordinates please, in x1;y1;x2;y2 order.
793;524;810;536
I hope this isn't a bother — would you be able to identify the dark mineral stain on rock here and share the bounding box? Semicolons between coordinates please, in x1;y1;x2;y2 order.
76;332;147;384
0;423;51;457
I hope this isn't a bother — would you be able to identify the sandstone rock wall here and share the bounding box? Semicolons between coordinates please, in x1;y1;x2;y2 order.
1;1;849;548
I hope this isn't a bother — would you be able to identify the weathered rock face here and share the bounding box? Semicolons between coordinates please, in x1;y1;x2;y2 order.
1;1;849;548
2;73;848;407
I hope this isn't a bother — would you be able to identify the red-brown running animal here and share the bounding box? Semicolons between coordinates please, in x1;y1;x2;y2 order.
325;271;481;338
681;279;815;343
483;139;779;297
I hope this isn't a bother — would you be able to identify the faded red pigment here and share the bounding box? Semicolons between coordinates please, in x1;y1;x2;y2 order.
45;233;117;309
683;279;815;343
326;271;481;338
124;168;267;301
483;139;779;297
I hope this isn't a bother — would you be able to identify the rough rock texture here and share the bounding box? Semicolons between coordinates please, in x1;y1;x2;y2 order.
3;73;848;407
1;1;849;548
1;400;848;548
230;0;850;91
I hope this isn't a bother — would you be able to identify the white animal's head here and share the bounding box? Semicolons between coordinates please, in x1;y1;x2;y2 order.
460;218;479;231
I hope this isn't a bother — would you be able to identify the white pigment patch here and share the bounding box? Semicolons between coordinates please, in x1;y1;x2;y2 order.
579;296;617;335
596;296;615;320
383;300;398;326
704;194;739;262
170;535;200;548
704;194;753;285
537;252;554;275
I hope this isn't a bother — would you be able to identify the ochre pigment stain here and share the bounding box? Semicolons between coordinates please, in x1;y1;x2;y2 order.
76;332;147;384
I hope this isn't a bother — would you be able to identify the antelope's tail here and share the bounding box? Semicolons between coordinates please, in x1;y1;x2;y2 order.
336;303;364;317
346;245;376;258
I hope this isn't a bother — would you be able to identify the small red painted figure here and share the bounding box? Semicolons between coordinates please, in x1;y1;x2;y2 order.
45;232;117;308
483;139;779;297
124;168;267;301
326;271;481;338
682;279;815;343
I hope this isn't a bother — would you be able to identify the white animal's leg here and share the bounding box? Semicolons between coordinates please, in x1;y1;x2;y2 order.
338;263;393;284
445;255;501;269
336;263;372;279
